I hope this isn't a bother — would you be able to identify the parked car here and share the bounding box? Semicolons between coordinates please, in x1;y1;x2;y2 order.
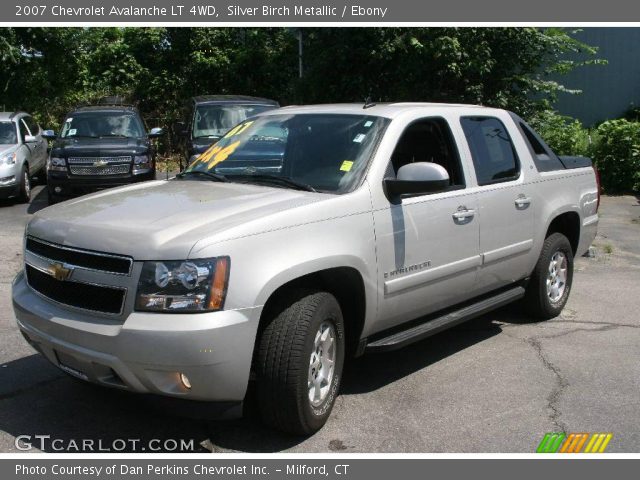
44;101;164;204
13;103;599;435
0;112;47;203
178;95;279;170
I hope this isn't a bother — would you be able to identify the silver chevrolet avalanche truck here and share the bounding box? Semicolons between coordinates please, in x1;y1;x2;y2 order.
12;103;599;434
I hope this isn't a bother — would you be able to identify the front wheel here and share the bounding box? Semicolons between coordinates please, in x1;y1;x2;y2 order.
256;291;345;435
17;167;31;203
524;233;574;319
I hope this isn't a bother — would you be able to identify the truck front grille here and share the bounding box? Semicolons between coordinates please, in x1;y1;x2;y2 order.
68;156;132;176
26;237;132;275
26;265;126;315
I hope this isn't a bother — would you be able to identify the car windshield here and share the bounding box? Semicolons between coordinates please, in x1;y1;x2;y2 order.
0;122;17;144
192;104;276;139
60;112;145;138
185;113;389;193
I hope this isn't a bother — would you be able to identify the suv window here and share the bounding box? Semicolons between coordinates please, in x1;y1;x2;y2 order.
192;104;276;139
60;111;146;139
460;116;520;186
389;117;465;188
23;116;40;136
0;122;17;144
18;119;29;143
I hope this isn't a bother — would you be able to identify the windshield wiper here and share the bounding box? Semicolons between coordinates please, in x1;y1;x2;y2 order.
99;134;136;138
67;134;99;139
231;174;317;192
176;170;229;182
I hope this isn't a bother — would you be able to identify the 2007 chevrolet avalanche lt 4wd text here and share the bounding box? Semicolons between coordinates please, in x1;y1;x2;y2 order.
12;103;599;434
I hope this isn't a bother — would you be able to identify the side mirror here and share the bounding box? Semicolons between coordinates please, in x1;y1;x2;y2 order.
148;127;165;138
383;162;450;199
41;130;56;140
24;134;37;143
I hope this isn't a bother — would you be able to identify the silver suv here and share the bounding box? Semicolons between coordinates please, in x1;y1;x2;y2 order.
0;112;48;203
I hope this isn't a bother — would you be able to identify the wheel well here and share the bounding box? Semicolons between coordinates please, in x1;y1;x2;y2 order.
546;212;580;256
257;267;367;357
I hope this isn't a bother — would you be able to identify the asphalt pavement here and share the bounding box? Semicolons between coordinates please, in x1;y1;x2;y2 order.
1;184;638;453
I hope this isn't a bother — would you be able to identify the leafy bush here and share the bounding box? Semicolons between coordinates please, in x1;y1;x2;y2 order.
528;110;591;157
591;119;640;193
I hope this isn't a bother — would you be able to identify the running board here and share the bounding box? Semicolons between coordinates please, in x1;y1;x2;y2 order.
366;286;525;353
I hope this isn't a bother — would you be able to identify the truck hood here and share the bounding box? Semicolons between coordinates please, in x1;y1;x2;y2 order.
27;179;328;260
52;137;150;157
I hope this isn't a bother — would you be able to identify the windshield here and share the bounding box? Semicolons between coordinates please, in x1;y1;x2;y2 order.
60;112;145;138
186;113;389;193
0;122;17;144
192;104;276;139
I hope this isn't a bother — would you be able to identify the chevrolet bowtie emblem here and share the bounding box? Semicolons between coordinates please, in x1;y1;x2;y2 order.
93;160;108;167
46;262;73;281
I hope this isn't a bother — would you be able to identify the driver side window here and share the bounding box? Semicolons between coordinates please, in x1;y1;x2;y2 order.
389;117;465;188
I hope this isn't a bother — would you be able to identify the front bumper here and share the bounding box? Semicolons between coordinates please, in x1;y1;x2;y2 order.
12;271;261;411
47;169;155;198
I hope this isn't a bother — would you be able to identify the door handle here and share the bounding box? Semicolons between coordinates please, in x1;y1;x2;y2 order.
452;207;475;221
515;196;532;208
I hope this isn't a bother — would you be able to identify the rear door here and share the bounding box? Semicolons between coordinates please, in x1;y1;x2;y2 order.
459;115;535;293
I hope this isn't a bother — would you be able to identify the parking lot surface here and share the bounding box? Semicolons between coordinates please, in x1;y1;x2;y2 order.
1;186;639;452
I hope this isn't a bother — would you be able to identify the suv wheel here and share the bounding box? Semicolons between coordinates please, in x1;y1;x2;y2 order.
524;233;574;319
18;167;31;203
256;291;345;435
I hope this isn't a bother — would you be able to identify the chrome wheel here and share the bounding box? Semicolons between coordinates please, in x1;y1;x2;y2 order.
308;321;336;407
24;171;30;197
547;251;568;303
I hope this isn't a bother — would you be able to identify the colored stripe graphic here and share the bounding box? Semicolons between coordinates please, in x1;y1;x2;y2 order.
537;433;613;453
584;433;613;453
536;433;565;453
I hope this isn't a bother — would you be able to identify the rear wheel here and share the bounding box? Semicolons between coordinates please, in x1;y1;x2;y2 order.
18;167;31;203
524;233;574;319
256;291;345;435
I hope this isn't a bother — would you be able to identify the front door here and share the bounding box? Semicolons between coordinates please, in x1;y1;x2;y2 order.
372;117;481;332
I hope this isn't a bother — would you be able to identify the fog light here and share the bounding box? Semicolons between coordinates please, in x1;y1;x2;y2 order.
179;373;192;389
54;186;62;193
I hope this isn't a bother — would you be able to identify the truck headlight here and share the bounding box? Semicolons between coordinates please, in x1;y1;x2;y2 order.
133;155;152;172
47;157;66;171
135;257;230;312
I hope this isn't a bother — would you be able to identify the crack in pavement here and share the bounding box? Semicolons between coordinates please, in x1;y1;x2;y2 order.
500;319;639;434
501;330;569;433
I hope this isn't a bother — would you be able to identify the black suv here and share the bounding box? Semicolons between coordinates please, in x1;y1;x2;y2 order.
178;95;278;170
45;101;164;204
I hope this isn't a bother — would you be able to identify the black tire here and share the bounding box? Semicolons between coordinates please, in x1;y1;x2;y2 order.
524;233;574;320
256;290;345;435
17;166;31;203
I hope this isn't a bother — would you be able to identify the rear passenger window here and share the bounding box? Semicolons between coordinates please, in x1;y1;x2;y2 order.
460;117;520;186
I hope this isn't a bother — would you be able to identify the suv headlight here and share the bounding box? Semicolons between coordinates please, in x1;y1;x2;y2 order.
133;155;152;172
135;257;230;312
47;157;66;171
0;152;16;165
